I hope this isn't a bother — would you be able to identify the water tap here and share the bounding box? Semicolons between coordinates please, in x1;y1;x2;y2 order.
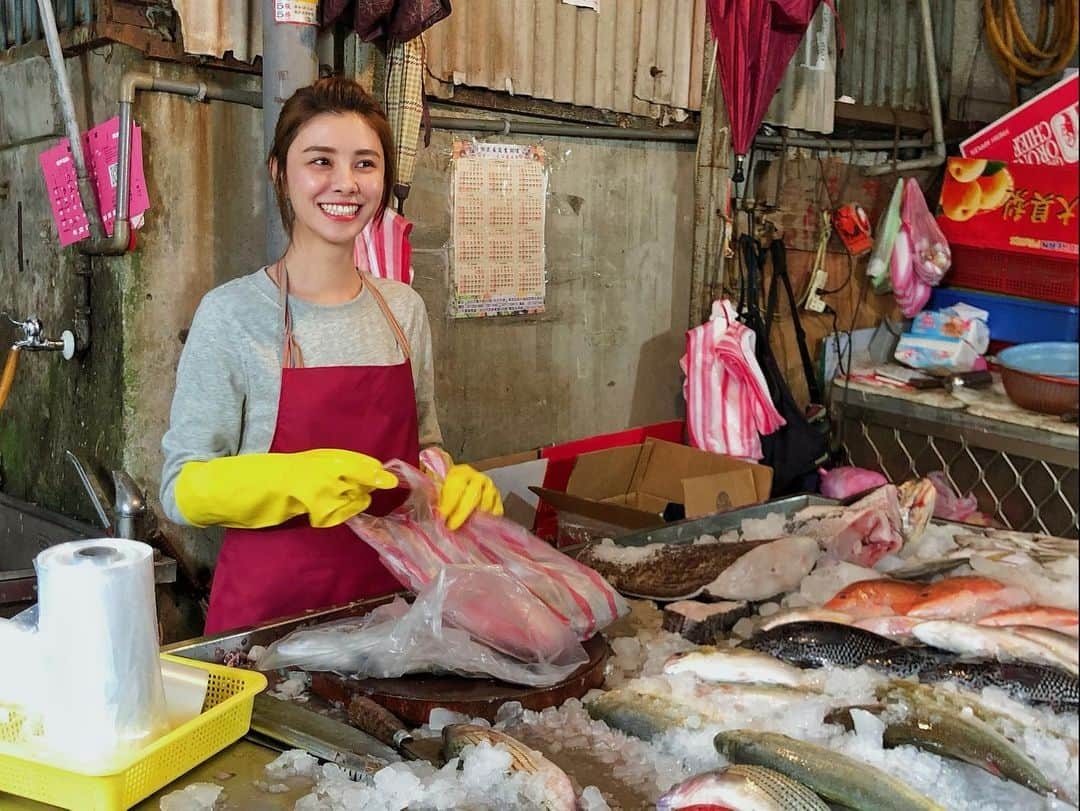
7;314;76;359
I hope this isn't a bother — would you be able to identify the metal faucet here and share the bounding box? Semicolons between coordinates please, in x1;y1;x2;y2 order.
66;451;147;540
6;314;75;359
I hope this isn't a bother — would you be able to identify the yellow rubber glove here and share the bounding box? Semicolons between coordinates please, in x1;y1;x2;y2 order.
174;449;398;529
438;463;504;530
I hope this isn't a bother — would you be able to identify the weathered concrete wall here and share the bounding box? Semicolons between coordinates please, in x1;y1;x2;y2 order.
410;116;694;461
0;50;127;524
1;47;693;637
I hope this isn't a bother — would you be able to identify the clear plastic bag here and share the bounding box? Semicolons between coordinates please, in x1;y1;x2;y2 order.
901;178;951;287
256;565;588;687
347;461;628;641
867;178;903;294
928;471;996;526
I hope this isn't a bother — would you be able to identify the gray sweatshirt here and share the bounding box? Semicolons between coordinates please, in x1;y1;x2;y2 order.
160;268;442;525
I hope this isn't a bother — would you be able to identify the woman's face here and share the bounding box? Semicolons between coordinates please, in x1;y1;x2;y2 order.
280;111;386;248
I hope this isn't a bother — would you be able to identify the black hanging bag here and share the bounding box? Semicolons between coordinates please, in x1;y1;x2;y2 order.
738;235;829;496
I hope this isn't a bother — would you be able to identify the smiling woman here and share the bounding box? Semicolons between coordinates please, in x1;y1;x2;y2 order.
158;77;502;634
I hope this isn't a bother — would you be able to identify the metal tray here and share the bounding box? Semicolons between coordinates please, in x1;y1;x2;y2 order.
568;494;838;552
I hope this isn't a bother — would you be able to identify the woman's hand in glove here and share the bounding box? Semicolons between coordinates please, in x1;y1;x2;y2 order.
438;464;504;530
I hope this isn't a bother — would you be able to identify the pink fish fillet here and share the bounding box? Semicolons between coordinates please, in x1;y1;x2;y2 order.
978;606;1080;638
906;576;1032;622
854;615;926;642
792;487;904;567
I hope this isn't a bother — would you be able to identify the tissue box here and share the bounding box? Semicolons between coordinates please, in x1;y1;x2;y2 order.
894;335;982;374
909;303;990;354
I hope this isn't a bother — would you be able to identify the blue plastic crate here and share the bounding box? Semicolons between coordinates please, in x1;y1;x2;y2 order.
928;287;1080;345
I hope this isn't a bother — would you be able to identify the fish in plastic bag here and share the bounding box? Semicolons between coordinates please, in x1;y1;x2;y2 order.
256;565;588;687
347;460;628;641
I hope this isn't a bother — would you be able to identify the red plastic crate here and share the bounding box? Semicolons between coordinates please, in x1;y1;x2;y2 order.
946;245;1079;306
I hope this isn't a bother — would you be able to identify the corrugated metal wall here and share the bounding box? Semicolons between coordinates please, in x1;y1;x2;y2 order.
836;0;955;112
764;2;836;134
0;0;93;50
423;0;705;119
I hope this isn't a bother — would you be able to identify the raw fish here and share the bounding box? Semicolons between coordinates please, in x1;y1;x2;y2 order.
663;646;808;687
744;622;895;669
759;608;855;631
703;537;820;601
897;478;936;542
585;681;814;741
657;765;830;811
824;579;924;618
912;620;1079;675
790;487;904;567
919;659;1079;710
576;539;771;600
905;576;1031;622
441;724;575;811
859;645;950;678
825;698;1064;801
714;730;945;811
852;615;925;642
978;606;1079;638
1007;626;1079;673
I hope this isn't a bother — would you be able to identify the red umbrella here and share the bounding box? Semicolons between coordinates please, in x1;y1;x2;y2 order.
707;0;838;181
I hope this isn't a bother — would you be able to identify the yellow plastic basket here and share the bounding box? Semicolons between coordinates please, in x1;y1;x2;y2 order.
0;653;267;810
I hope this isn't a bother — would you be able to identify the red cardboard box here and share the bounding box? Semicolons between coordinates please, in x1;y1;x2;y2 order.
961;74;1078;165
937;158;1078;261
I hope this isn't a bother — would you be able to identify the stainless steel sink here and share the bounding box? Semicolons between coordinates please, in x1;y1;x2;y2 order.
0;491;176;614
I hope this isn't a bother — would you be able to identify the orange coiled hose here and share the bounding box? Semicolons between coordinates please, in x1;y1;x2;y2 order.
983;0;1078;106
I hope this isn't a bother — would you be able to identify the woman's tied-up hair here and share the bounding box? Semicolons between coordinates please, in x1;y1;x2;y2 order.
268;77;396;236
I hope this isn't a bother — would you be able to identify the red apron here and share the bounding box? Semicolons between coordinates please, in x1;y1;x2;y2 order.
204;267;420;634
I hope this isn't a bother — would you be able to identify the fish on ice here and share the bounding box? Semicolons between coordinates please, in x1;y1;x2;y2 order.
657;764;830;811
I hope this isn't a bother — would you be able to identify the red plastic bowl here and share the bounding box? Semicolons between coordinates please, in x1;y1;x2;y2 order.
1000;366;1079;415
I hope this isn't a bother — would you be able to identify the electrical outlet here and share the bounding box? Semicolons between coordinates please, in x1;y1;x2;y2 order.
804;269;828;313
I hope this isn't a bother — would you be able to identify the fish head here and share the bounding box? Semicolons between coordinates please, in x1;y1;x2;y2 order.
441;723;489;758
656;770;744;811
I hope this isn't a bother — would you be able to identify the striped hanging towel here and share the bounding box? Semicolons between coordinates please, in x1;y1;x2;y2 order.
681;299;786;461
355;208;414;285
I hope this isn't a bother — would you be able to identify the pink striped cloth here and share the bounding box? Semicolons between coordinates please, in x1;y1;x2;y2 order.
354;208;414;285
681;299;786;461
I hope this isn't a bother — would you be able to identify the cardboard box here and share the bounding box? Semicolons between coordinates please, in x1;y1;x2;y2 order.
532;438;773;533
937;158;1078;261
961;74;1078;165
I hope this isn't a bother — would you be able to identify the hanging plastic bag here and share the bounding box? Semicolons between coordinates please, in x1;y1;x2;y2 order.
901;178;951;287
818;466;889;501
347;461;627;641
256;565;587;687
867;178;904;294
681;299;786;461
891;224;933;318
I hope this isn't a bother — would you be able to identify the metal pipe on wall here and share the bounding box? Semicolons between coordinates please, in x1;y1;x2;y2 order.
430;115;698;142
83;74;262;259
261;0;318;263
431;116;932;153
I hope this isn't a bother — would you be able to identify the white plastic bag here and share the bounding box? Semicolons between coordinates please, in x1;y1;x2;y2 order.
256;565;588;687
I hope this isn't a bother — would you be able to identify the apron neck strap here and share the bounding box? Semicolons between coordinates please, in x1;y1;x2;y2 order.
275;262;412;369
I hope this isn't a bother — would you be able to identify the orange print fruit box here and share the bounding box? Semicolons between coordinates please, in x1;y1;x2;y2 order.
936;158;1078;262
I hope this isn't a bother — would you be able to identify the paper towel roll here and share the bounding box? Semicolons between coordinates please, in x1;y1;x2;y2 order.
35;539;168;770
